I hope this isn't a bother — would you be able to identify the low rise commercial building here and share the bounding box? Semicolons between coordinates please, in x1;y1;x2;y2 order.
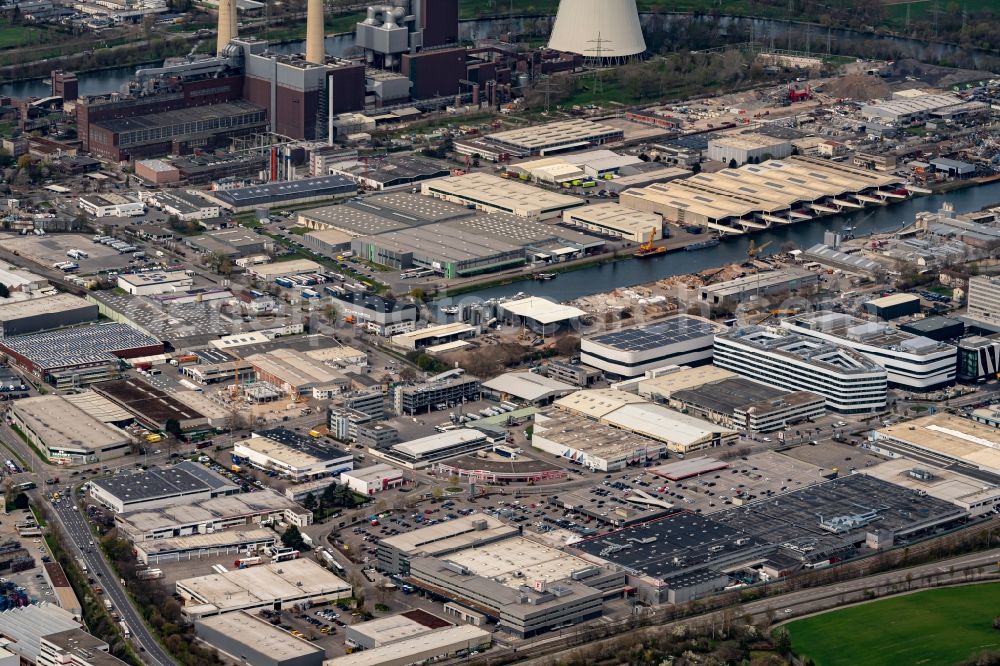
93;378;209;433
343;610;452;650
246;259;323;282
327;291;418;337
456;119;624;159
326;625;491;666
116;490;313;542
196;612;325;666
377;514;518;576
247;349;348;396
872;414;1000;476
234;428;353;481
481;371;576;406
713;326;888;413
176;559;350;619
144;190;220;222
781;312;957;389
665;375;826;432
561;203;662;242
863;293;921;320
116;270;193;296
698;267;819;308
203;175;356;212
38;628;130;666
340;464;404;496
10;395;131;464
89;461;238;513
497;297;588;335
78;194;144;218
581;316;722;378
373;429;490;469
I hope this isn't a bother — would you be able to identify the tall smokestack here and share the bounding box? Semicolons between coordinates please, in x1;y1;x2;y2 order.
306;0;325;65
217;0;237;55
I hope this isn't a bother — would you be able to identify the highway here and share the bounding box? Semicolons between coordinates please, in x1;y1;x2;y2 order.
0;412;176;666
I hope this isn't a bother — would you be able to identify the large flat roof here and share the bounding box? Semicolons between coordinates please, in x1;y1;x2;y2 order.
443;536;593;589
379;513;517;556
718;325;886;375
782;312;955;357
0;323;161;371
391;429;487;458
876;414;1000;474
119;490;307;534
481;371;575;402
554;389;647;419
91;465;217;504
0;293;93;322
12;395;129;451
637;366;738;399
196;611;323;660
246;348;346;388
211;175;355;206
602;402;737;447
499;296;587;325
325;626;491;666
176;559;349;613
422;173;584;216
533;410;662;460
486;119;622;151
94;378;206;426
621;155;900;222
586;315;720;351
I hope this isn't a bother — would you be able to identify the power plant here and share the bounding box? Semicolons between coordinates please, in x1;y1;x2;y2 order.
72;0;645;168
548;0;646;61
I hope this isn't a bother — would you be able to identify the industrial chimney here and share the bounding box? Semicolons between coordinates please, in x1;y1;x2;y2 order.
217;0;237;55
305;0;325;65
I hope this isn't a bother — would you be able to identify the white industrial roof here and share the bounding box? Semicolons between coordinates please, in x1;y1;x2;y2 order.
391;429;485;457
482;371;575;402
324;625;491;666
602;402;736;447
554;389;646;418
500;296;587;325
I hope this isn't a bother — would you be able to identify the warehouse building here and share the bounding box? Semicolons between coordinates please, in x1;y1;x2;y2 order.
714;326;888;413
134;528;279;566
298;191;469;235
377;514;518;576
531;410;666;471
246;349;348;396
344;610;452;650
117;489;313;542
636;365;739;402
862;458;1000;518
189;228;272;258
801;244;885;277
481;371;576;406
421;173;585;220
873;414;1000;476
302;228;354;257
781;312;957;389
860;93;963;124
863;293;921;320
328;626;492;666
0;293;97;336
581;316;722;378
204;175;356;212
390;324;477;351
391;372;481;414
196;612;325;666
456;119;624;159
562;203;662;243
698;267;819;308
352;225;526;278
0;323;163;388
176;559;351;619
374;429;490;469
89;462;239;513
93;378;209;433
10;395;131;464
331;155;450;191
117;271;193;296
706;133;792;166
620;155;903;235
234;428;353;481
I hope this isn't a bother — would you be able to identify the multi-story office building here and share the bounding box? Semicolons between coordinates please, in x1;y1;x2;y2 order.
966;275;1000;331
392;374;481;415
780;312;956;390
713;326;888;413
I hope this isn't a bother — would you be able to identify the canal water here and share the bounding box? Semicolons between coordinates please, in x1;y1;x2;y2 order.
441;181;1000;304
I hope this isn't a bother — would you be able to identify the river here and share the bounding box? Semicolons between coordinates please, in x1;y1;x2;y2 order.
439;181;1000;305
7;10;1000;99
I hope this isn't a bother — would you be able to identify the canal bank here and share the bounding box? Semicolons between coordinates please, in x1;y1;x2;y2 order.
435;181;1000;306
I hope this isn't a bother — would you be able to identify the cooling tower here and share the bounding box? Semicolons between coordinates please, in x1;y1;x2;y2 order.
306;0;325;65
216;0;237;55
548;0;646;60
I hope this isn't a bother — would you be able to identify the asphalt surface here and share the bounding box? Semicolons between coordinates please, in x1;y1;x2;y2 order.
0;415;175;666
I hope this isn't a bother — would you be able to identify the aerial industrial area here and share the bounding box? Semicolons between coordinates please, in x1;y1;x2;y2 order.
0;0;998;664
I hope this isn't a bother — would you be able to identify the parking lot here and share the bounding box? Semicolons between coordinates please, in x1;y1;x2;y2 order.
2;232;135;274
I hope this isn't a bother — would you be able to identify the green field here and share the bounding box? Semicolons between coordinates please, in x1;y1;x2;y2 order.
787;584;1000;666
0;25;49;50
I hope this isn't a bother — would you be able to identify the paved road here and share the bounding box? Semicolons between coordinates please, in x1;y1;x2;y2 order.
0;415;175;665
47;497;176;666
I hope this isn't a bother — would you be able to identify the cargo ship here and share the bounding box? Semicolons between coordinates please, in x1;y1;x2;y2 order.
685;237;721;251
